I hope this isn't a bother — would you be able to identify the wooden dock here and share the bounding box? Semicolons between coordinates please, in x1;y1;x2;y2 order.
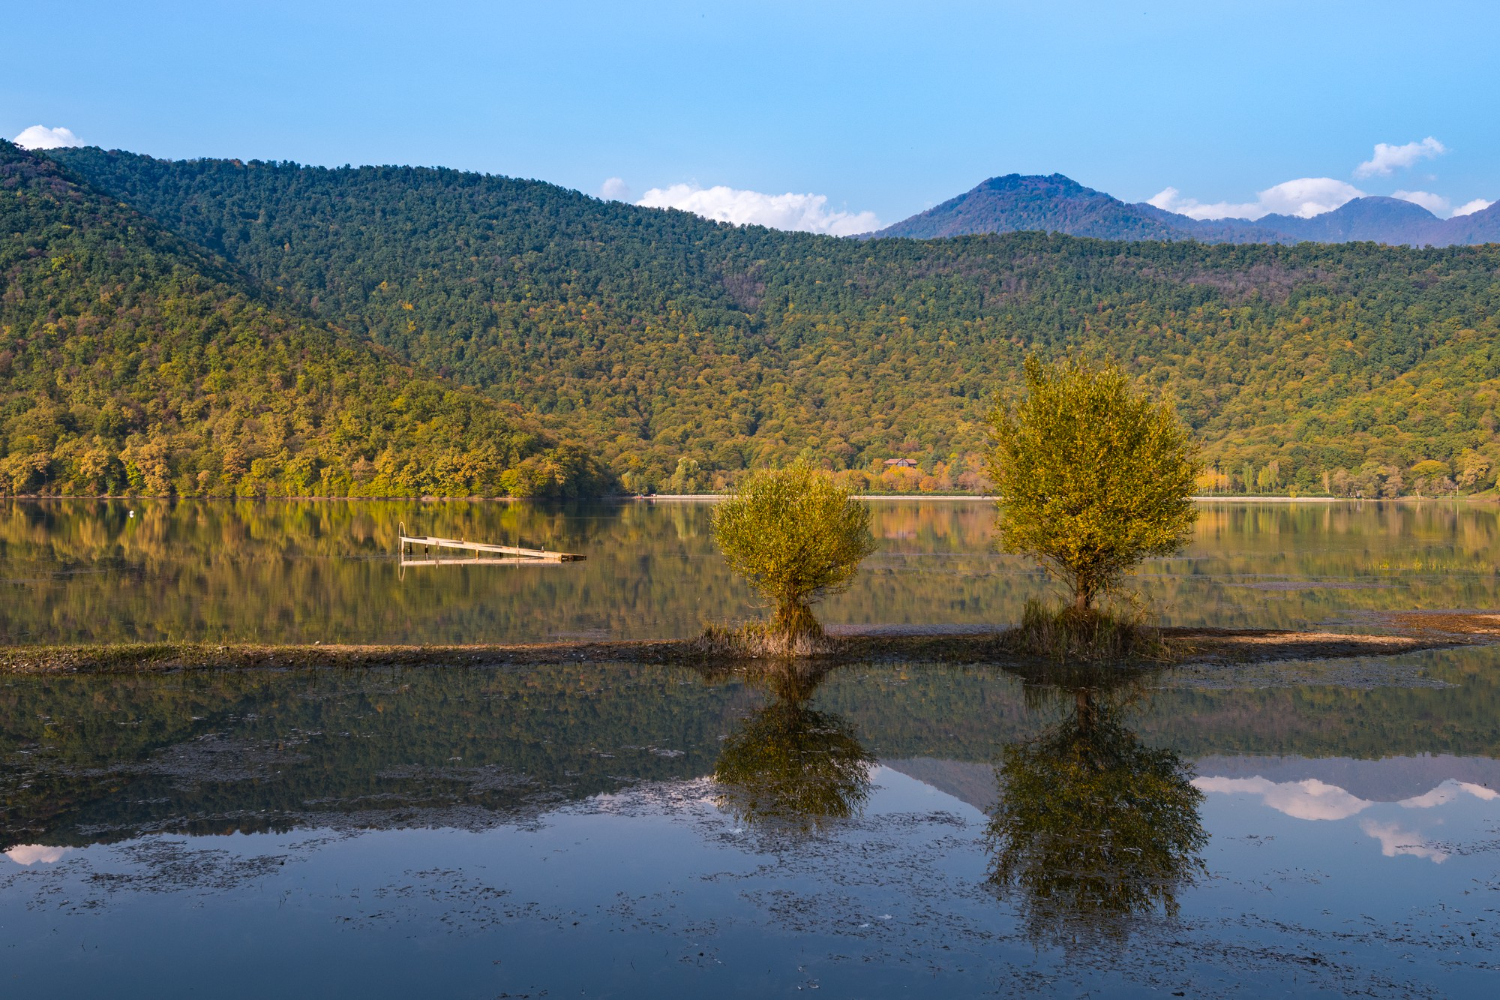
399;532;585;563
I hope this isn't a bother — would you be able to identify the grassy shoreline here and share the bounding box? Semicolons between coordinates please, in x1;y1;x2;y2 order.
0;620;1484;675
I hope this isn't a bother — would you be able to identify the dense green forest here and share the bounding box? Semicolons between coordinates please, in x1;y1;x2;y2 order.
21;144;1500;496
0;142;609;498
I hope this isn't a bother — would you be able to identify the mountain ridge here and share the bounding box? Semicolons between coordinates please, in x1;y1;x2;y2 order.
874;173;1500;246
37;145;1500;499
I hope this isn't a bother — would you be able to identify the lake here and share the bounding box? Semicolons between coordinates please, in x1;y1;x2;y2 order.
4;499;1500;997
3;497;1499;644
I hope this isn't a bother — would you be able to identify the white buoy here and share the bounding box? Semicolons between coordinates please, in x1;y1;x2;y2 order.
128;510;135;517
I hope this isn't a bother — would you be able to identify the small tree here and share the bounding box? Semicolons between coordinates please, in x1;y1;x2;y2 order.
712;463;875;652
988;356;1198;612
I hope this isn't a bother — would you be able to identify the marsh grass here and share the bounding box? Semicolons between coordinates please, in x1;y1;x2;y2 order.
692;621;845;659
1009;597;1168;663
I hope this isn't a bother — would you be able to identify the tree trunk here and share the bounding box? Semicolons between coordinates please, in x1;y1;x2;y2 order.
772;600;823;656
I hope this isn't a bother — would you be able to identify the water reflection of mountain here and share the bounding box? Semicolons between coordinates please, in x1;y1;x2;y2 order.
6;655;1500;853
8;498;1500;644
887;753;1500;815
0;664;749;849
1194;753;1500;803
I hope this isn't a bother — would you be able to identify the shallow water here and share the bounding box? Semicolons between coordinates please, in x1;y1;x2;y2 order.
2;498;1498;644
7;499;1500;995
6;650;1500;997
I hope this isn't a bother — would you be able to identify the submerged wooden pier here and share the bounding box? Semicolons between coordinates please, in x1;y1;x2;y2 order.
398;527;585;564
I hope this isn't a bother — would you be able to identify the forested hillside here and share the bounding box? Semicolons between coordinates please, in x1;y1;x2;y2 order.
45;147;1500;496
0;142;609;498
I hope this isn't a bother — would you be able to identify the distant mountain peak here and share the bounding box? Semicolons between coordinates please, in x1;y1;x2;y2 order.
875;175;1498;246
874;173;1184;241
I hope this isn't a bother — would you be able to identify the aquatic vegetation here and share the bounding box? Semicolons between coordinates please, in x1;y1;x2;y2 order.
1006;597;1168;662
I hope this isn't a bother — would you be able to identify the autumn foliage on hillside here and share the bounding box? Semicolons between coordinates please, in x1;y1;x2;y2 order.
37;145;1500;497
0;142;610;498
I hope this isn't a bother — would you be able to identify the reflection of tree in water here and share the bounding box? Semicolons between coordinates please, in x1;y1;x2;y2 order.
708;664;873;835
986;663;1207;953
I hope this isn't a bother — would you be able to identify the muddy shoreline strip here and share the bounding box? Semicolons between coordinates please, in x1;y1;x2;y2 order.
0;620;1486;675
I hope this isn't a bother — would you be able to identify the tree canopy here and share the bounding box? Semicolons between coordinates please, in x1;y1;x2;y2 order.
711;463;875;648
0;141;609;498
989;356;1199;609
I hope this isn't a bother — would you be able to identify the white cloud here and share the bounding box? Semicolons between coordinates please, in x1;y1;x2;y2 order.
1359;819;1448;862
4;844;71;865
600;177;632;202
1257;178;1367;218
1192;775;1371;820
636;182;881;236
1148;186;1261;221
1452;198;1495;218
1392;190;1450;215
1356;136;1447;178
1150;177;1364;221
11;125;84;150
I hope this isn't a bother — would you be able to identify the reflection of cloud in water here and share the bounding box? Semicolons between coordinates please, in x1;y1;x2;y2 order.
1398;781;1499;809
1359;820;1448;862
5;844;71;865
1195;775;1499;823
1196;775;1500;865
1193;776;1370;820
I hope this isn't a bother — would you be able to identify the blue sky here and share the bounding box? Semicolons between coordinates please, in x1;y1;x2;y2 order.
7;1;1497;231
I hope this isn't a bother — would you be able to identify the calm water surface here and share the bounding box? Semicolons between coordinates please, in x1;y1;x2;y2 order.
4;652;1500;997
3;498;1499;643
5;499;1500;996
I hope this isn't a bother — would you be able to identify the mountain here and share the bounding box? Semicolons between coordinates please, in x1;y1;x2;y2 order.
0;141;608;498
1256;195;1500;246
874;174;1281;242
876;174;1500;247
1256;196;1444;244
38;146;1500;498
873;174;1190;241
1440;200;1500;244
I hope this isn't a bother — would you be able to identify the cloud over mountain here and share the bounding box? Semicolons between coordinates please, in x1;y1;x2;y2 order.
636;183;880;236
12;125;84;150
1149;177;1364;221
1148;135;1468;222
599;177;632;201
1392;190;1450;215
